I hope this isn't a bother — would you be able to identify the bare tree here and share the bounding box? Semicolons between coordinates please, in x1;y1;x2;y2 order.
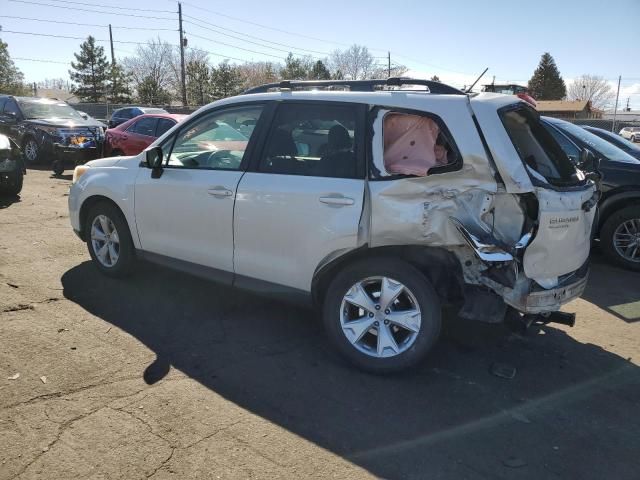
122;38;175;103
329;45;376;80
168;47;210;101
567;74;615;110
237;61;280;89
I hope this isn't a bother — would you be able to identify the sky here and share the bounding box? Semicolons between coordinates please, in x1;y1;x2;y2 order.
1;0;639;108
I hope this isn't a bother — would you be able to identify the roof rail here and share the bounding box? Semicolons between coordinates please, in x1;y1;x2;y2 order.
242;77;466;95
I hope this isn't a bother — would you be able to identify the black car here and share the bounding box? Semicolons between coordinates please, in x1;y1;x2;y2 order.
582;125;640;161
0;133;25;196
542;116;640;270
0;96;106;174
108;106;168;128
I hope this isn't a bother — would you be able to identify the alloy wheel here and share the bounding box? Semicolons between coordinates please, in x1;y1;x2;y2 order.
339;276;422;358
24;140;38;163
613;218;640;263
90;215;120;267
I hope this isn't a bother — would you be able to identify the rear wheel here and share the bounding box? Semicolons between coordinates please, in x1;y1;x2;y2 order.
52;160;64;176
85;201;135;277
323;258;441;373
0;170;23;196
601;205;640;271
22;138;40;165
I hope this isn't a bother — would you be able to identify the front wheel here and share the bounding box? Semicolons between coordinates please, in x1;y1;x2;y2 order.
85;201;135;277
22;138;40;165
323;258;441;373
600;205;640;271
52;160;64;176
0;170;23;196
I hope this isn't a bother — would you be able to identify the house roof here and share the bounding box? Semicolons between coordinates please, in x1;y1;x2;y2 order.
536;100;590;112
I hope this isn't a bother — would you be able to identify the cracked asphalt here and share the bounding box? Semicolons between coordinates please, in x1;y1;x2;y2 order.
1;168;639;479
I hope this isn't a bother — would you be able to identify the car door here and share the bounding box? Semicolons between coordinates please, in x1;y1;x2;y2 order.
134;104;265;277
124;117;158;155
234;101;366;292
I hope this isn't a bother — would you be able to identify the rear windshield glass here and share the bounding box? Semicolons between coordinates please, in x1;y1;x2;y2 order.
500;106;581;186
555;121;640;164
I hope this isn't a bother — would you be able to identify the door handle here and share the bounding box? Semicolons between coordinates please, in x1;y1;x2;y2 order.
319;195;355;206
207;186;234;197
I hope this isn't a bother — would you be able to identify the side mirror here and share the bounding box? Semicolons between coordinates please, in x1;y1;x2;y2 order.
145;146;164;178
0;112;17;124
579;149;601;183
78;111;89;120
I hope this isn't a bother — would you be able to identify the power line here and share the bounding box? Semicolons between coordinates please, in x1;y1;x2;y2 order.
185;31;284;60
13;57;69;64
182;15;330;57
30;0;176;14
0;15;177;31
1;29;169;45
7;0;176;21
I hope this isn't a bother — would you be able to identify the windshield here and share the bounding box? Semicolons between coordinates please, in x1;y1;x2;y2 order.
552;121;640;164
587;128;640;153
143;108;168;114
18;99;84;120
500;106;582;186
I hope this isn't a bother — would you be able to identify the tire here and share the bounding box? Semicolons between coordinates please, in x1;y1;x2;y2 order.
322;257;442;373
52;160;64;176
632;136;637;143
0;170;23;196
22;137;41;165
85;201;135;277
600;204;640;271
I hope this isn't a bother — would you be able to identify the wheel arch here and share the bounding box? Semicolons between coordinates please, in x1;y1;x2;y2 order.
597;190;640;234
78;195;131;242
311;245;465;307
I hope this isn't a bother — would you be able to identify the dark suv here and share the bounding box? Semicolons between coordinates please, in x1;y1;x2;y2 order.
0;96;106;174
108;107;168;128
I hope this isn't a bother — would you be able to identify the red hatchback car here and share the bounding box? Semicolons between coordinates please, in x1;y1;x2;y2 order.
104;113;187;157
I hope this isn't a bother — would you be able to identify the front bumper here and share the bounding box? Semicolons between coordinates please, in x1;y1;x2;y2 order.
54;143;103;164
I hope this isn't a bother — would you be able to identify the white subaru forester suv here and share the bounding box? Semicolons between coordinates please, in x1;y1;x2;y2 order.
69;78;599;373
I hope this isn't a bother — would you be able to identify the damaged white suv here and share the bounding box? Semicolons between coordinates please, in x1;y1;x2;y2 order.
68;78;599;372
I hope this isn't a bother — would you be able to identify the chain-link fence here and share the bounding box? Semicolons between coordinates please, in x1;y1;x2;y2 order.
562;117;640;133
74;103;199;123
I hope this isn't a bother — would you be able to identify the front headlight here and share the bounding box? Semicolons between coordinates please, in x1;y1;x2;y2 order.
72;165;90;184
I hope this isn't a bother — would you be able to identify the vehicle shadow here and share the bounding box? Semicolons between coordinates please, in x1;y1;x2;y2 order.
0;193;21;208
581;249;640;323
61;261;640;479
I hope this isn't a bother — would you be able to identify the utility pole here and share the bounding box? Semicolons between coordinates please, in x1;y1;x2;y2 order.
388;51;391;78
108;24;115;108
612;75;621;132
178;2;187;106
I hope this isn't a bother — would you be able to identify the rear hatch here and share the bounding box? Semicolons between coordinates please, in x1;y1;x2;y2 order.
471;95;597;285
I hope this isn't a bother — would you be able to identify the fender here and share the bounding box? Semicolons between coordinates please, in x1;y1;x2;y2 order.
598;188;640;230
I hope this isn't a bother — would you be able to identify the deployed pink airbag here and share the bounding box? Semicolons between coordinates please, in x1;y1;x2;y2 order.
383;113;440;176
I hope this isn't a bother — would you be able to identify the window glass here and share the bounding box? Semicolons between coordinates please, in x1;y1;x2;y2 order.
500;107;579;186
543;123;581;165
129;117;157;137
156;118;176;137
259;103;358;178
375;111;459;178
166;105;262;170
0;98;6;112
3;100;21;117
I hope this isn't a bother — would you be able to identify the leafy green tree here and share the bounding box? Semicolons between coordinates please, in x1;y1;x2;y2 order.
137;75;171;104
309;60;331;80
186;59;212;105
211;60;242;99
528;52;566;100
108;63;132;103
280;53;308;80
0;39;27;95
69;36;110;102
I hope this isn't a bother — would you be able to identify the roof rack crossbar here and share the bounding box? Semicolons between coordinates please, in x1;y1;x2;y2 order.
242;77;465;95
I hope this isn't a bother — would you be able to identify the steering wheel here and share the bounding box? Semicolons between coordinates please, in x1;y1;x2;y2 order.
206;150;237;168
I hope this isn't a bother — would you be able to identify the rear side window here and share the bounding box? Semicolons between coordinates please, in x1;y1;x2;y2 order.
129;117;158;136
156;118;176;137
500;106;579;186
0;98;6;112
259;103;359;178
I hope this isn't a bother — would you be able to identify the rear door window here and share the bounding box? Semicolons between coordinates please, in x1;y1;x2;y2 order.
128;117;158;137
156;118;176;137
499;106;580;186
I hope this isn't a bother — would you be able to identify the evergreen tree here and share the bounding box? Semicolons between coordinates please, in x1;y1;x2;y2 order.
0;39;27;95
186;59;212;105
527;52;566;100
108;63;132;103
69;36;110;102
309;60;331;80
430;75;441;82
280;53;308;80
137;75;171;105
211;60;242;99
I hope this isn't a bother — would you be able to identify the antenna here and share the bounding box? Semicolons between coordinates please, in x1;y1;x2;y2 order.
465;68;489;93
